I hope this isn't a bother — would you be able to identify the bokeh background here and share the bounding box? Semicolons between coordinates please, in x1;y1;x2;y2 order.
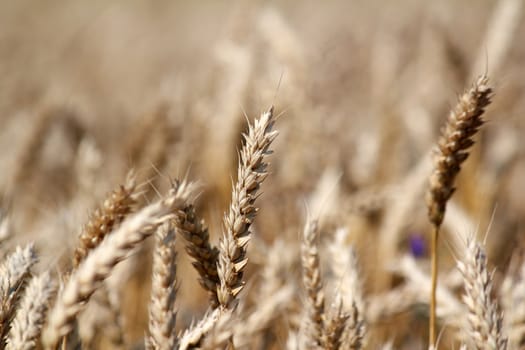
0;1;524;348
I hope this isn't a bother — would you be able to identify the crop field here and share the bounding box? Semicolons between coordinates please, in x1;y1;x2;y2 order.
0;1;524;349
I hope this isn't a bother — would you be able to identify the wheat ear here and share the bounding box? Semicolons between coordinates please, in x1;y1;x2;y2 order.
457;236;507;349
146;222;178;350
179;205;220;307
73;171;138;269
217;107;278;309
0;244;38;340
42;180;195;349
301;219;325;348
5;272;56;350
328;229;366;349
322;297;350;350
427;76;493;346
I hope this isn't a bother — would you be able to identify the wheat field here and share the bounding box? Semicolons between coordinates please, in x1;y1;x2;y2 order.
0;0;524;349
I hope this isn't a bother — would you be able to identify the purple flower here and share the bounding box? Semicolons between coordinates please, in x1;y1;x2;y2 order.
409;234;426;258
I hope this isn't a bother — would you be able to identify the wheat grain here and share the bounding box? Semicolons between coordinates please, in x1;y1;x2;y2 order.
0;244;38;340
427;76;492;228
457;236;507;350
5;271;56;350
178;205;220;307
329;228;364;313
146;221;178;350
300;219;324;349
42;180;195;349
340;301;365;350
427;75;493;346
328;228;366;349
322;297;349;350
217;107;278;309
73;171;138;269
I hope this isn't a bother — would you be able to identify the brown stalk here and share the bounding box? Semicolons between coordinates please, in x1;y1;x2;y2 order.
426;75;493;347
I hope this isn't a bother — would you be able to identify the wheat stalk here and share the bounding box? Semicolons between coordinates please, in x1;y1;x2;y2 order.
341;301;366;350
5;271;56;350
146;221;178;350
216;107;278;309
427;75;493;346
457;236;507;349
328;228;366;349
329;228;365;314
0;244;38;341
72;171;138;269
178;205;220;307
322;297;350;350
42;180;195;349
301;219;324;349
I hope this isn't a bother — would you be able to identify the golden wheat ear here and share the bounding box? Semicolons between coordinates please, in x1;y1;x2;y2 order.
216;107;278;309
300;219;325;349
5;272;56;350
72;171;138;270
427;76;493;228
457;236;507;349
0;244;38;342
427;75;493;347
178;205;220;307
328;228;366;349
42;181;196;350
146;221;178;350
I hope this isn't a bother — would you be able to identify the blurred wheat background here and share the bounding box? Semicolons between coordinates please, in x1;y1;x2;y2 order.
0;0;524;349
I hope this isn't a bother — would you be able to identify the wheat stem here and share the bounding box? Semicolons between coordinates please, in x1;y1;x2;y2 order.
430;225;439;348
427;76;493;347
